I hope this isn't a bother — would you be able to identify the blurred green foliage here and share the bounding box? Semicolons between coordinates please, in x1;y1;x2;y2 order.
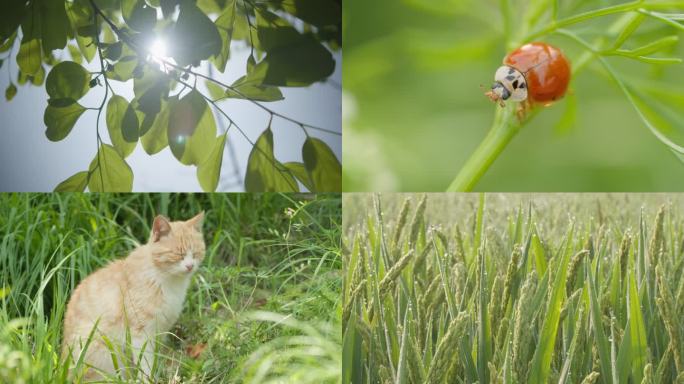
343;0;684;191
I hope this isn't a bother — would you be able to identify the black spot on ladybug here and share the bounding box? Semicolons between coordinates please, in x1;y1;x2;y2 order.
505;75;515;81
519;83;526;89
508;68;515;74
512;80;519;89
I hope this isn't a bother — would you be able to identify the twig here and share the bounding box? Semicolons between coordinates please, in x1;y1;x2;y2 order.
89;0;111;190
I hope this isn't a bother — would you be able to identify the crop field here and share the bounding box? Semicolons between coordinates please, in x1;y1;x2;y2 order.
343;193;684;383
0;193;341;383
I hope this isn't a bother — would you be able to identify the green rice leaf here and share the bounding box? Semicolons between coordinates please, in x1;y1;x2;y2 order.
528;236;571;384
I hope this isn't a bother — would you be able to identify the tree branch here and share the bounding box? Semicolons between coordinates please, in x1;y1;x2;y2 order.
88;0;340;137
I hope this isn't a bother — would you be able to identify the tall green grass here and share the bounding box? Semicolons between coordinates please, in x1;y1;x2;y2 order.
0;193;341;383
343;193;684;383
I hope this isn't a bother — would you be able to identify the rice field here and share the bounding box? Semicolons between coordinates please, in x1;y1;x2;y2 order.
343;193;684;384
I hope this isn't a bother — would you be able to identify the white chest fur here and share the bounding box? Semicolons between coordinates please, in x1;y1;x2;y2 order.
154;276;191;332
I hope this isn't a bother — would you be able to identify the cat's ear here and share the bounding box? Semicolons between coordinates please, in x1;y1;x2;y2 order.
187;211;205;232
151;215;172;242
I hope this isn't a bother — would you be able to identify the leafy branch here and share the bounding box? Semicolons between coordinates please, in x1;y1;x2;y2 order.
447;0;684;191
2;0;341;192
87;0;324;192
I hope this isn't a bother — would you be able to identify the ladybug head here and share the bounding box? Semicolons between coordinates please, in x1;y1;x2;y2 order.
485;65;528;107
491;82;510;100
484;82;509;107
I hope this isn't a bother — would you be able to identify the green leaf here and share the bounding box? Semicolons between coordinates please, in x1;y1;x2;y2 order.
5;83;17;101
104;41;123;60
0;33;17;53
588;261;614;384
171;0;222;65
107;56;139;81
255;11;334;86
76;35;96;63
106;95;138;158
225;81;284;102
302;137;341;191
528;246;571;384
67;0;96;63
342;309;362;384
141;97;174;155
18;65;45;86
205;80;225;100
16;39;42;76
619;35;679;57
68;44;83;64
531;229;547;275
44;103;86;141
133;68;170;132
256;33;335;86
54;171;88;192
223;57;284;101
628;269;648;383
612;12;645;49
225;76;284;102
245;128;299;192
88;144;134;192
0;0;28;43
477;247;492;384
279;0;341;27
160;0;180;18
616;321;632;384
46;61;91;101
122;103;140;143
168;90;217;165
211;1;236;72
121;0;157;32
40;0;69;53
284;162;313;191
197;133;227;192
48;97;77;107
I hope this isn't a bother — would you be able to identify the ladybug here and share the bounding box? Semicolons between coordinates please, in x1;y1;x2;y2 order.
485;42;570;114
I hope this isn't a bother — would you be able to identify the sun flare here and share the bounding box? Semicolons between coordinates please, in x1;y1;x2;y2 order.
149;38;167;58
148;38;174;72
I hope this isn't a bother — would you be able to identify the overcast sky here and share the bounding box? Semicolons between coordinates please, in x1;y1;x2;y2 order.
0;38;341;192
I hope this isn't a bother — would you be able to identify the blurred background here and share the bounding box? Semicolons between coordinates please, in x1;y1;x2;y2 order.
343;0;684;191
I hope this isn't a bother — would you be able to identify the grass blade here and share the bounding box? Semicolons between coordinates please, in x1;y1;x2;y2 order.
587;259;613;384
528;236;571;384
477;244;492;384
629;268;649;383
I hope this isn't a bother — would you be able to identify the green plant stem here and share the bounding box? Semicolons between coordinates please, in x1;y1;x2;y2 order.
446;106;521;191
524;0;684;42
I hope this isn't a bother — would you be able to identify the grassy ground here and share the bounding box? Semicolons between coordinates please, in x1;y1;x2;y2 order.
0;193;341;383
343;193;684;383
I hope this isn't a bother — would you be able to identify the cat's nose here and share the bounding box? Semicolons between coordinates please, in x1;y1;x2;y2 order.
184;263;194;272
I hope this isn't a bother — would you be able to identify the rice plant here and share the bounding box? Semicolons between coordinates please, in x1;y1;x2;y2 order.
343;193;684;383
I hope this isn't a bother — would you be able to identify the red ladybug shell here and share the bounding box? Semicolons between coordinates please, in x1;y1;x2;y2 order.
504;42;570;103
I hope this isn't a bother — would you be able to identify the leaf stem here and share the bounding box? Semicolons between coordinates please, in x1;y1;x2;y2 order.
446;106;522;191
89;0;110;190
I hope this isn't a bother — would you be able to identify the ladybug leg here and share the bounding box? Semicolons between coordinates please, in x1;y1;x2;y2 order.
516;100;530;121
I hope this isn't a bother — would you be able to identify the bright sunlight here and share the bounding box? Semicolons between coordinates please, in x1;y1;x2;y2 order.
148;38;174;72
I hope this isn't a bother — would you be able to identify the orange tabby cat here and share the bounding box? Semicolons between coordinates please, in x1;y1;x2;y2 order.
62;212;205;381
